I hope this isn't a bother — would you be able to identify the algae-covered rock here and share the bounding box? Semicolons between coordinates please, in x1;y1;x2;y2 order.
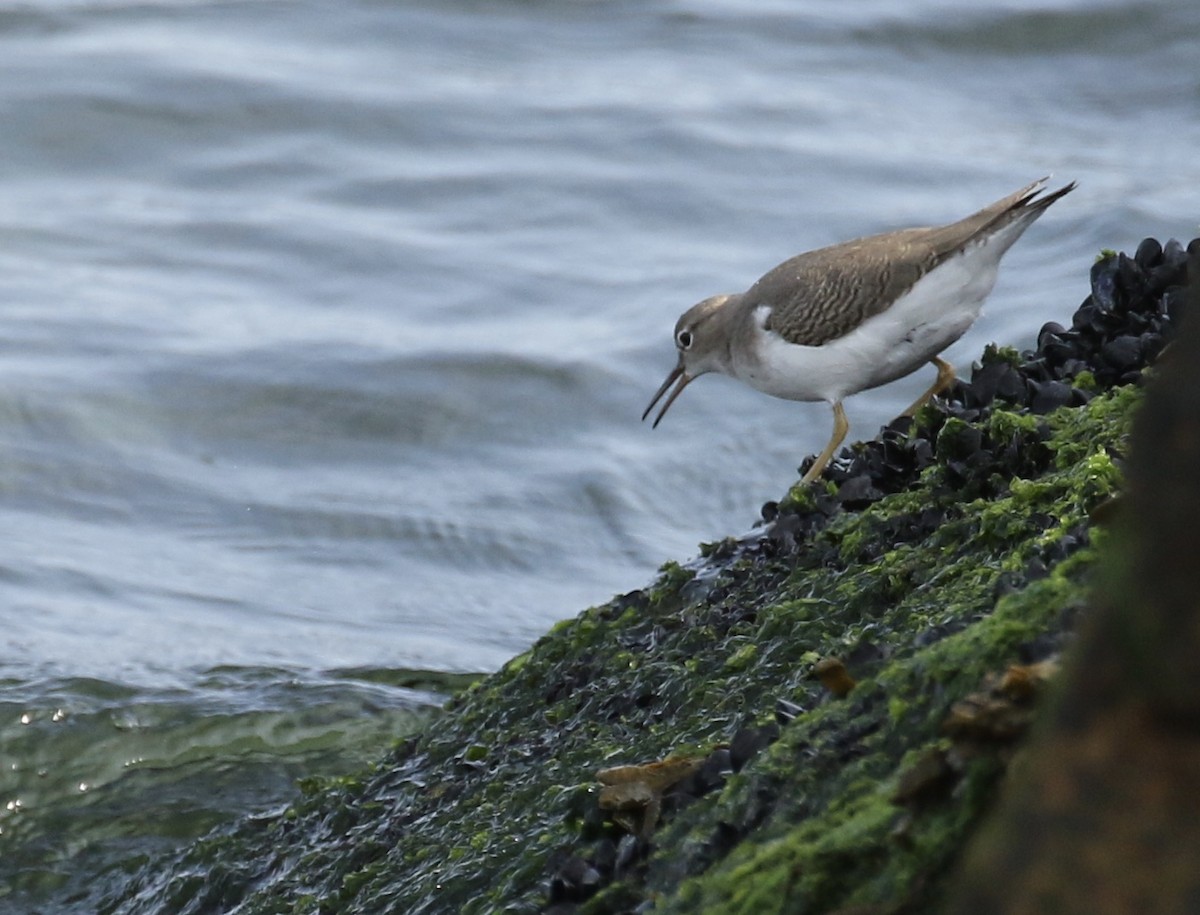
944;246;1200;914
95;238;1196;915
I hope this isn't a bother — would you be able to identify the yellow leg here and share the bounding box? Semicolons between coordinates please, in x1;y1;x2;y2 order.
801;401;849;484
902;356;955;417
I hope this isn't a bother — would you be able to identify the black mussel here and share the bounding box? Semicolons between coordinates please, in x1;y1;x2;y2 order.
1134;237;1163;269
1090;257;1119;312
1100;335;1143;372
836;474;884;506
1029;379;1073;414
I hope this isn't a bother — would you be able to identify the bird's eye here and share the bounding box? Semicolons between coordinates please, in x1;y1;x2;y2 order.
676;329;693;350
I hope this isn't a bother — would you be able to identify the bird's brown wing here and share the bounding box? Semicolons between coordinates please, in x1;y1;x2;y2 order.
757;179;1074;347
753;229;942;346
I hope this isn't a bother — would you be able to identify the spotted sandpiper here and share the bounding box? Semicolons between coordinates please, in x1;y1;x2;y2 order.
643;177;1075;483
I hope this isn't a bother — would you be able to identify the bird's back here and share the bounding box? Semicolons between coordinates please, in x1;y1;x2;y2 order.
756;179;1075;347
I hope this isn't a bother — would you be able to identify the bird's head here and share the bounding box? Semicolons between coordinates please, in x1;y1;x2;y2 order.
642;293;740;427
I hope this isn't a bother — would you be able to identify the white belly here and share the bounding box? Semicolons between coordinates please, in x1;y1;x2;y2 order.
731;241;1005;403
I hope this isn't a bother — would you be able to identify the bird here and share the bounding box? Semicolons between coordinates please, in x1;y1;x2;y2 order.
643;177;1075;484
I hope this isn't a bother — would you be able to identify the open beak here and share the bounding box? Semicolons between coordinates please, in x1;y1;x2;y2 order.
642;360;694;428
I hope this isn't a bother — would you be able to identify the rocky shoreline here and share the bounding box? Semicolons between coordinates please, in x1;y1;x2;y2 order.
97;238;1196;914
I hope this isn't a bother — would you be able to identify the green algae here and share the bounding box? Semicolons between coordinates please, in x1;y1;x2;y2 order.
96;387;1137;915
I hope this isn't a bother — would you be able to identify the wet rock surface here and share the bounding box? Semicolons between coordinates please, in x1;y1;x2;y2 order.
95;239;1196;915
947;244;1200;914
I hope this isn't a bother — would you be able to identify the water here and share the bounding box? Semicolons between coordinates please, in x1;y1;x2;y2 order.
1;0;1199;907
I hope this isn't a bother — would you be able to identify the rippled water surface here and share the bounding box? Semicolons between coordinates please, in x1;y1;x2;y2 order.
1;0;1199;908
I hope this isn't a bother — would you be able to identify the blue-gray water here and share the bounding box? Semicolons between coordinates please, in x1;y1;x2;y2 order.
1;0;1199;907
